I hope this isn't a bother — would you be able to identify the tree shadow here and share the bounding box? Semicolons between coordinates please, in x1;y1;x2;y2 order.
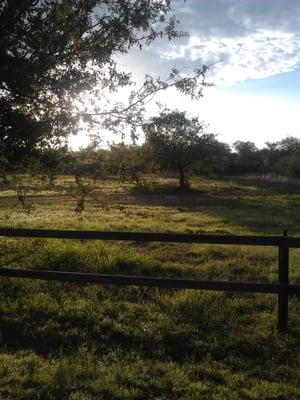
117;178;300;236
225;175;300;195
129;182;206;196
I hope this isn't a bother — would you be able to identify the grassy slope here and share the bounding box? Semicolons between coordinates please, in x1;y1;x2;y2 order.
0;176;300;399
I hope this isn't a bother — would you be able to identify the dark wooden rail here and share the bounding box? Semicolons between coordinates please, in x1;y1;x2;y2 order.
1;227;300;246
0;227;299;331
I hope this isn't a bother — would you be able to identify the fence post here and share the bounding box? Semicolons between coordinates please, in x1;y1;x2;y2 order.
278;230;289;331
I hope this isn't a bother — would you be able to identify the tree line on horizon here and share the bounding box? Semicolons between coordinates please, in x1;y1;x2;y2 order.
1;117;299;190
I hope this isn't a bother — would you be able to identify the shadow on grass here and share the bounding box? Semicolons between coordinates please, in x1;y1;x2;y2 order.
129;182;208;196
208;203;300;235
126;178;300;235
226;175;300;195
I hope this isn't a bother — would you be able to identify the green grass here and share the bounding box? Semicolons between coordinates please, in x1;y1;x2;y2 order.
0;176;300;399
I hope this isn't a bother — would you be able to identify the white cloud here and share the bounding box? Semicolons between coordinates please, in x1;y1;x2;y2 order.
119;1;300;86
161;30;300;86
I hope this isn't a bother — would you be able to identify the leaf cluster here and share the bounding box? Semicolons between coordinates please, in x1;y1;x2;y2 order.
0;0;185;158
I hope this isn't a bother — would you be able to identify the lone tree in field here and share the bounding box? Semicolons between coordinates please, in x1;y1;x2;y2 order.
144;110;211;189
0;1;207;162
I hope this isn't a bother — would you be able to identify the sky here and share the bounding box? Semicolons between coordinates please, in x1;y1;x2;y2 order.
69;0;300;149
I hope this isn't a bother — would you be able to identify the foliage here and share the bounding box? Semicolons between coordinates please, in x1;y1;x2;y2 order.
67;176;96;216
2;134;300;185
195;139;231;176
0;0;207;160
109;143;157;189
230;141;261;175
144;110;213;189
264;137;300;178
11;174;39;215
38;146;69;187
68;146;109;183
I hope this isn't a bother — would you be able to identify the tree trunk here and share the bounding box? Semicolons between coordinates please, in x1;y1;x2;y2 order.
48;173;55;188
179;167;189;190
1;174;8;184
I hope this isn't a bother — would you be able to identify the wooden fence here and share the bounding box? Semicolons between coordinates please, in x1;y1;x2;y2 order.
0;227;299;331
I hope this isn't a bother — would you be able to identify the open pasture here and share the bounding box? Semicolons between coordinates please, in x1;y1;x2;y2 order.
0;176;300;399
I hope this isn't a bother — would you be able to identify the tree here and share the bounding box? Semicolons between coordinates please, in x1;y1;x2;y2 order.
144;110;210;189
265;137;300;177
109;142;156;188
68;145;108;182
195;139;231;176
232;141;261;174
0;1;207;161
38;146;68;187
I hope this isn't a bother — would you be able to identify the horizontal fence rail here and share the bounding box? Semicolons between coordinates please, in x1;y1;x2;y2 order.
1;227;300;247
0;228;300;331
2;267;300;295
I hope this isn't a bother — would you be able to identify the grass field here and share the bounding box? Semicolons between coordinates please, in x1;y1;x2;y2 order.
0;176;300;399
